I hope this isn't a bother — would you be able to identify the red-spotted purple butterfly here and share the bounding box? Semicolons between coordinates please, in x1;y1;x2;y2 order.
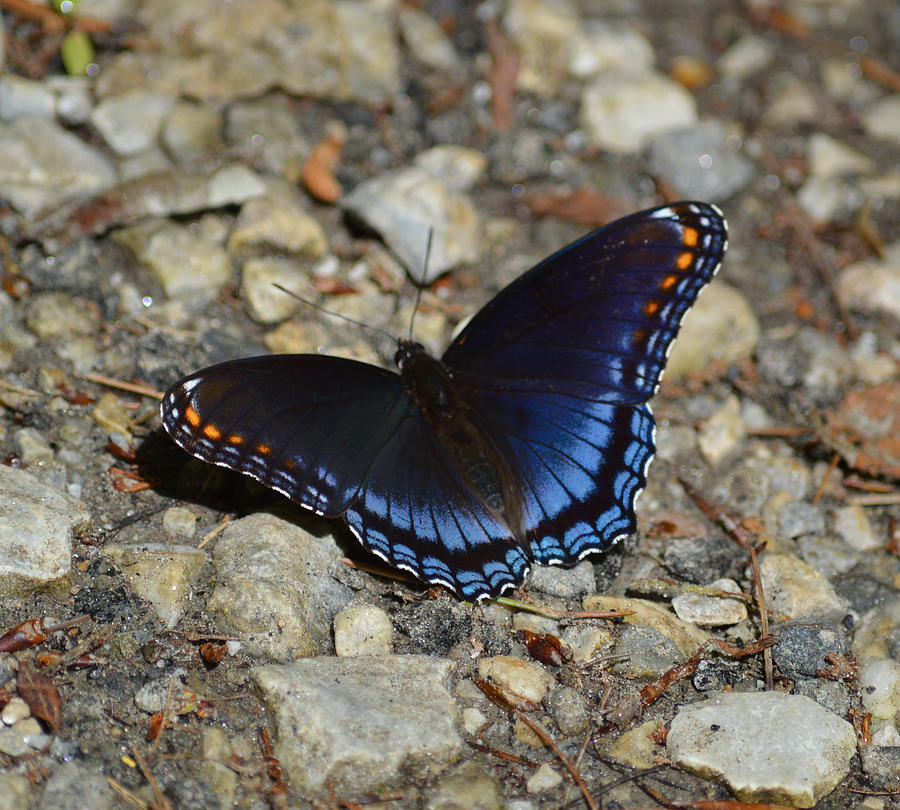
161;202;727;599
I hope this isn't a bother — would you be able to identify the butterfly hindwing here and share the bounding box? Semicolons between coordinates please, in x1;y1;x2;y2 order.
161;354;529;596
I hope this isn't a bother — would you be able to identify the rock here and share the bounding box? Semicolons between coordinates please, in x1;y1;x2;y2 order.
859;745;900;790
37;761;116;810
90;90;176;155
0;465;89;597
0;75;55;120
863;93;900;145
665;281;759;380
413;145;487;193
0;773;31;810
503;0;581;95
343;165;482;281
775;500;826;539
206;513;353;660
662;535;743;584
610;623;681;678
104;542;207;628
581;72;697;154
546;685;591;736
25;291;101;341
527;559;595;597
0;118;115;216
606;719;665;769
759;553;846;621
162;507;197;540
717;35;775;78
398;6;462;72
838;241;900;321
239;256;316;325
858;658;900;722
394;600;472;656
161;100;224;163
583;595;708;657
423;761;504;810
526;763;562;793
113;219;233;309
671;578;748;627
566;21;655;79
832;505;880;551
807;132;873;178
697;395;746;467
477;656;555;707
333;602;394;656
252;655;464;797
648;121;755;202
667;692;856;807
771;621;849;680
227;184;328;259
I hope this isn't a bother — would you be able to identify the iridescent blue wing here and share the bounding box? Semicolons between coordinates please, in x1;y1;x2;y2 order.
444;202;727;564
160;355;528;598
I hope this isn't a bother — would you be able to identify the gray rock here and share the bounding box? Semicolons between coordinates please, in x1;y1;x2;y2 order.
611;623;681;678
771;621;848;680
225;94;311;177
0;465;89;596
775;500;825;539
161;100;224;163
252;655;464;797
859;745;900;791
717;35;775;78
668;692;856;807
37;760;116;810
662;535;743;584
394;599;472;656
207;512;352;660
546;685;591;736
91;90;176;155
671;578;748;627
649;121;755;202
398;7;462;72
0;75;55;120
0;118;115;216
527;559;595;598
343;165;482;281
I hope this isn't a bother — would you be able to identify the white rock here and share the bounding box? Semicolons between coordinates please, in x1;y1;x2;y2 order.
527;763;562;793
833;505;880;552
668;691;856;808
671;578;748;626
581;72;697;154
333;603;394;656
697;395;746;467
807;132;873;178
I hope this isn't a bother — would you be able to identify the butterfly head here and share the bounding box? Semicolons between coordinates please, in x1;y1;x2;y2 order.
394;339;427;370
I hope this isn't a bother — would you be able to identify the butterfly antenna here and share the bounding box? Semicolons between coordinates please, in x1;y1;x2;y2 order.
272;283;395;344
408;227;434;343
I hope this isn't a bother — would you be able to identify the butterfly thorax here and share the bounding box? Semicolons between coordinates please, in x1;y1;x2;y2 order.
396;340;513;521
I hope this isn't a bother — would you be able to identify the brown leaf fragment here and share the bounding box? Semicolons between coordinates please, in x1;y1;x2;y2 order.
523;188;629;228
0;617;49;653
17;663;62;733
815;652;859;682
520;629;570;667
826;381;900;480
484;18;519;132
301;122;346;204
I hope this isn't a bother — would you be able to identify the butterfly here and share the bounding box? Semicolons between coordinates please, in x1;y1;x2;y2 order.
161;202;727;600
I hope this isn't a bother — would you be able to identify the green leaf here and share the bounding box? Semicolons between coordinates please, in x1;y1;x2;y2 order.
60;30;94;76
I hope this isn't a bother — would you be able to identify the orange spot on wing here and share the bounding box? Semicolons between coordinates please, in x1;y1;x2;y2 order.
203;423;222;440
185;406;201;427
660;274;679;291
676;251;694;270
632;328;647;344
643;300;660;316
228;434;245;445
256;443;272;456
682;226;699;247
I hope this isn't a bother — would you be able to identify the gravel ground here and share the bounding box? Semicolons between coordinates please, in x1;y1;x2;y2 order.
0;1;899;808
